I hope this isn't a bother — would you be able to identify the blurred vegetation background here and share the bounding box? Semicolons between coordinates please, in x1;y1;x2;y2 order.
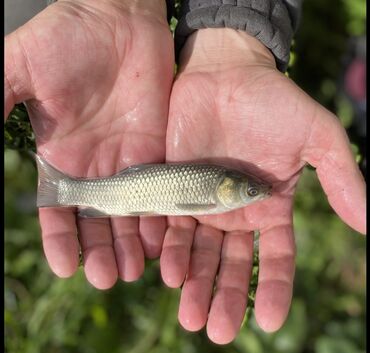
5;0;366;352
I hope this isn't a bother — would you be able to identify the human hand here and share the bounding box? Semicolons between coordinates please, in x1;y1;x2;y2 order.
5;0;174;289
160;29;366;344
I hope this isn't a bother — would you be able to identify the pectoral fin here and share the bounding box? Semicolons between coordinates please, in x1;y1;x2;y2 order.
126;211;156;216
175;203;217;213
78;207;110;218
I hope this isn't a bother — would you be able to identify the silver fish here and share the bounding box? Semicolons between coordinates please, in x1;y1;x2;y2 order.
34;154;272;217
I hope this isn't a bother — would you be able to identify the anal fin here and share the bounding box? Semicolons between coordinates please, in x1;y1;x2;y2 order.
126;211;156;216
78;207;110;218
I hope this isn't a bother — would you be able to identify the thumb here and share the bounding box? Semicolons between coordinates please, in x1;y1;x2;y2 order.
5;30;35;120
301;102;366;234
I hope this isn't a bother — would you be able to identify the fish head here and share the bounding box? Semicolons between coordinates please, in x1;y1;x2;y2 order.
239;177;272;204
216;170;272;209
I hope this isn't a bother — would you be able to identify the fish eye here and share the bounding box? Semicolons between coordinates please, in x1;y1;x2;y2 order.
247;187;259;197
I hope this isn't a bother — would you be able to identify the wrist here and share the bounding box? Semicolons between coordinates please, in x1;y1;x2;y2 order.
178;28;277;74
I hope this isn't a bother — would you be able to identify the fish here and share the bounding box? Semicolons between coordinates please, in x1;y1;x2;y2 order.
34;154;272;218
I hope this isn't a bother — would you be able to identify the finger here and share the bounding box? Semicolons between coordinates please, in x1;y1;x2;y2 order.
5;31;34;119
39;208;79;278
111;217;145;282
77;217;118;290
139;216;167;259
206;231;254;345
255;224;295;332
160;216;197;288
178;225;223;332
302;104;366;234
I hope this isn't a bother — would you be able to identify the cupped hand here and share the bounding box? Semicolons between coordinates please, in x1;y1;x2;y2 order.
160;29;366;344
5;0;174;289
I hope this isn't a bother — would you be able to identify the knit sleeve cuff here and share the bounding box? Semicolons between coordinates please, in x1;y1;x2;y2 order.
175;0;299;72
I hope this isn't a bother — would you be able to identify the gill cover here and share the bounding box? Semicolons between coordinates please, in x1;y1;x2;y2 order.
216;171;245;208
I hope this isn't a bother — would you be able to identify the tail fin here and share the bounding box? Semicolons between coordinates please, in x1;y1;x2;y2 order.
33;153;69;207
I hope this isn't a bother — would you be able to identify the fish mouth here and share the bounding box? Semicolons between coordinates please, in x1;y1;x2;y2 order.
261;184;273;198
266;185;273;196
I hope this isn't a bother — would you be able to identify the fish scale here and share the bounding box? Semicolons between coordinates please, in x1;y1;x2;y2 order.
59;164;226;215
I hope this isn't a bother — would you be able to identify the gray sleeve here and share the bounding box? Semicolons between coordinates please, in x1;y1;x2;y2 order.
282;0;303;31
5;0;52;35
175;0;303;72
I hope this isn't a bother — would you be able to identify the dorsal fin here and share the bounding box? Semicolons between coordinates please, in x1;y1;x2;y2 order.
115;163;156;176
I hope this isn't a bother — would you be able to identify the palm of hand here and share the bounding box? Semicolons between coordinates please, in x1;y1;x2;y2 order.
5;1;174;287
168;67;310;231
161;65;365;343
21;2;172;175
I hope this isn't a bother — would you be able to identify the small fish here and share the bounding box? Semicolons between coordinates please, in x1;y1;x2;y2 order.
34;154;272;218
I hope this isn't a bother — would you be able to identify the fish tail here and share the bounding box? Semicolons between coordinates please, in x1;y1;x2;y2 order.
33;153;70;207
